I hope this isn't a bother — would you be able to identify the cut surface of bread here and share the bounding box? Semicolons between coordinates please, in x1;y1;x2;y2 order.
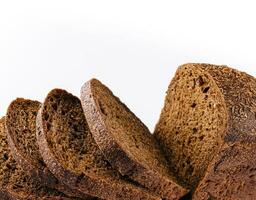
154;63;256;198
81;79;189;200
0;117;78;200
6;99;43;170
37;88;160;200
154;64;227;189
6;98;94;199
193;142;256;199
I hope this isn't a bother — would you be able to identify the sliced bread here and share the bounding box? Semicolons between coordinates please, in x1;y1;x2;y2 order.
154;63;256;198
36;88;160;200
80;79;189;200
6;98;95;199
0;117;79;200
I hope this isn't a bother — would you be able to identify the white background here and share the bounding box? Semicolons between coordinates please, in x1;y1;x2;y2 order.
1;1;256;131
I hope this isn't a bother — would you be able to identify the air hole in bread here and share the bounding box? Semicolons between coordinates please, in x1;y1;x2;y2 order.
52;103;58;111
3;153;8;161
203;87;210;93
46;123;51;130
198;76;205;86
192;128;197;133
61;110;67;115
199;135;204;141
191;103;197;108
44;113;49;121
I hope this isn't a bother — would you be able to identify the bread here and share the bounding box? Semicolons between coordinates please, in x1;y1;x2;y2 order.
0;117;79;200
191;64;256;199
193;142;256;199
6;99;53;185
0;188;17;200
36;88;160;200
6;98;94;199
80;78;189;200
154;63;256;198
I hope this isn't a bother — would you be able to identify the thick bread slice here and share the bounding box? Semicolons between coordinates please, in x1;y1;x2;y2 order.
154;64;227;190
6;98;94;199
36;88;160;200
81;79;189;200
154;63;256;198
192;64;256;199
0;117;79;200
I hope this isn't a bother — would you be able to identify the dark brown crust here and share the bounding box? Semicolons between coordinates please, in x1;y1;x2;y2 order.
6;99;92;199
176;63;256;199
36;89;161;200
80;79;189;200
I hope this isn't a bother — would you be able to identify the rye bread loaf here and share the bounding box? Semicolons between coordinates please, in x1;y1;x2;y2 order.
36;88;160;200
80;79;189;200
5;98;94;199
154;63;256;198
0;117;78;200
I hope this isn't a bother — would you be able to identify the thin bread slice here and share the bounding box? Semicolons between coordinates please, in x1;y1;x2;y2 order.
80;79;189;200
36;88;160;200
6;98;95;199
0;117;79;200
154;63;256;199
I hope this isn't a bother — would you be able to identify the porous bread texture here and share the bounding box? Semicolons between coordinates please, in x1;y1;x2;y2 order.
197;64;256;142
0;117;75;200
154;64;227;189
6;99;43;169
192;64;256;199
155;63;256;198
81;79;189;200
37;88;160;200
193;142;256;199
6;99;93;199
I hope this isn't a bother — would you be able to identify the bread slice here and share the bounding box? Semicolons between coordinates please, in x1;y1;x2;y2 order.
0;117;79;200
193;142;256;199
36;88;161;200
81;79;189;200
6;98;94;199
154;63;256;198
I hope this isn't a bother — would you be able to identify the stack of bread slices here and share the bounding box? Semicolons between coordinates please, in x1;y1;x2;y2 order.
1;63;256;200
